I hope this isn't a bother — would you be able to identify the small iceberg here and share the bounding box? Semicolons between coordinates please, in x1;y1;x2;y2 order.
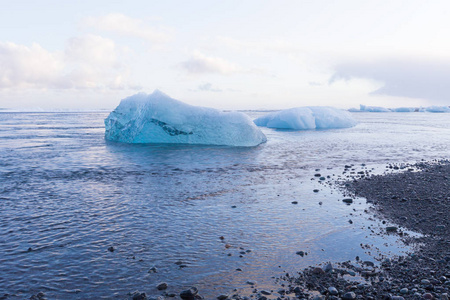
254;106;357;130
391;107;417;112
104;90;267;147
354;104;450;113
359;104;390;112
425;106;450;113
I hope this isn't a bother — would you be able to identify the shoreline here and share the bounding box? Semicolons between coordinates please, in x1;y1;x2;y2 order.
276;161;450;300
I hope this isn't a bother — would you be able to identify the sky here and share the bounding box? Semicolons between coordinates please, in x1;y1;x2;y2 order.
1;0;450;110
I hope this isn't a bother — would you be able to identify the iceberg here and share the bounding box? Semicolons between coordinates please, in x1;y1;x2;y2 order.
351;104;450;113
359;104;390;112
391;107;417;112
425;106;450;113
104;91;267;146
254;107;357;130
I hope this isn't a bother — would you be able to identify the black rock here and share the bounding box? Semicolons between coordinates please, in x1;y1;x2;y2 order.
131;291;147;300
180;287;198;300
342;292;356;299
328;287;338;295
29;292;46;300
363;261;375;267
156;282;168;290
386;226;398;232
296;251;305;257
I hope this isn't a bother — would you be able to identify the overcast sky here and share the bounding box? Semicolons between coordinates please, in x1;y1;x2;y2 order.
1;0;449;110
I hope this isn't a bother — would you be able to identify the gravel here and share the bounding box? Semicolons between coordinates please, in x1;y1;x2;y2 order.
278;161;450;299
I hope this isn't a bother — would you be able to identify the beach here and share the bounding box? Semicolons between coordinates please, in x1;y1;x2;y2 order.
273;161;450;300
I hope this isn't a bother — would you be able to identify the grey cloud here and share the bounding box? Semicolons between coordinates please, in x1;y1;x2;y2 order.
330;59;450;103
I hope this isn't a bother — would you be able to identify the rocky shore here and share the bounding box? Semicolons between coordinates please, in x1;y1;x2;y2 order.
275;161;450;300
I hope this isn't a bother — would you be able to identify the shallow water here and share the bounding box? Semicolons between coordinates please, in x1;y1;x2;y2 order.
0;111;449;299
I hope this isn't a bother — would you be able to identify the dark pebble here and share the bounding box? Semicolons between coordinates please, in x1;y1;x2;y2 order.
386;226;398;232
180;287;198;300
342;292;356;299
156;282;168;290
131;291;147;300
296;251;305;257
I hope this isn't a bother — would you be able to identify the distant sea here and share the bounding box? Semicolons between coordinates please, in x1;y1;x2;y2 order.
0;111;449;299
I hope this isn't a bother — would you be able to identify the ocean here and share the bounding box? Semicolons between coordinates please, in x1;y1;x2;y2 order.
0;111;449;299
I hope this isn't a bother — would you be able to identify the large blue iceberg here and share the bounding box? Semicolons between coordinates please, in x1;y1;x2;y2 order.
104;90;267;147
254;107;357;130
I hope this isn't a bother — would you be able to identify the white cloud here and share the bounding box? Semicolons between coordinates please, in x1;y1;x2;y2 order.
65;34;117;66
63;34;131;89
0;42;64;88
84;13;171;43
217;36;302;55
180;52;243;75
0;35;136;90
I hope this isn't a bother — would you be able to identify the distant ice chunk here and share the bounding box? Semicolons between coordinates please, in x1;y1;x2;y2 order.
254;107;357;130
104;90;267;146
360;104;390;112
352;104;450;113
391;107;417;112
425;106;450;113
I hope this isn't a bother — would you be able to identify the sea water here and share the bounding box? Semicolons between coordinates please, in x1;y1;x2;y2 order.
0;111;449;299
